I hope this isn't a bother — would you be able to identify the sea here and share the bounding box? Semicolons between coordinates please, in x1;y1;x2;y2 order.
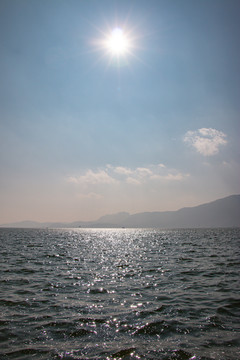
0;227;239;360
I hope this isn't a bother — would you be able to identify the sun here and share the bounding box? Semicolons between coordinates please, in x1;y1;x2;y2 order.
105;28;130;56
92;23;139;65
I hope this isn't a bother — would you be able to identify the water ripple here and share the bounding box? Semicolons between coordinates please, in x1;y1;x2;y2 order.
0;227;239;359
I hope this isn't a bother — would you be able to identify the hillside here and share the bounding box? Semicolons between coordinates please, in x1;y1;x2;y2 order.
1;195;239;228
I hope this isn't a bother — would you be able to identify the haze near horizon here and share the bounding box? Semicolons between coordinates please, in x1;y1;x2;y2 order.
1;0;240;223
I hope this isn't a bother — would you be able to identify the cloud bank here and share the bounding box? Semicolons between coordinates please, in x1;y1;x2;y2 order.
68;164;189;187
184;128;227;156
68;169;117;185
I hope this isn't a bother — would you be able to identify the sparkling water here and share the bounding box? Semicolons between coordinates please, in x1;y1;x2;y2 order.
0;228;239;359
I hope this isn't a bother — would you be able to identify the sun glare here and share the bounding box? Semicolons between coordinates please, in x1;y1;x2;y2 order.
92;23;139;66
105;28;130;56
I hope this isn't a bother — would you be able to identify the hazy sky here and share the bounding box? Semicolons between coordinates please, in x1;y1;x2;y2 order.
1;0;240;223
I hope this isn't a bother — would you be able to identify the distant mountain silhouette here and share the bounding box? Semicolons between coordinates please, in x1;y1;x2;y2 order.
97;212;130;225
120;194;240;228
1;195;240;228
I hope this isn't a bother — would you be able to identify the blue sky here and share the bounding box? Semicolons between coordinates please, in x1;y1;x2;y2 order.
1;0;240;223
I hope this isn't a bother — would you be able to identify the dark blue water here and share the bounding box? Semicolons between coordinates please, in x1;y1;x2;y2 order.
0;228;239;359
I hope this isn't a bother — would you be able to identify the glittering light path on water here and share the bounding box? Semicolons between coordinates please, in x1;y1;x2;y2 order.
0;228;240;359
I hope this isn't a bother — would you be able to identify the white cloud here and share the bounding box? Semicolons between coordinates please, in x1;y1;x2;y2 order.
184;128;227;156
67;164;188;188
136;167;153;177
113;166;133;175
68;169;117;185
67;176;79;184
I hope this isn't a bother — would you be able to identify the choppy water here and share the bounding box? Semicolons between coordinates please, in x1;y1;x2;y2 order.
0;228;239;360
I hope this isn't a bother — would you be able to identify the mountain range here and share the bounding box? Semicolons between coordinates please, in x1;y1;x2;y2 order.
1;194;240;229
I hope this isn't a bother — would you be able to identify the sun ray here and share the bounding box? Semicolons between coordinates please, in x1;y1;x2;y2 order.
88;19;147;70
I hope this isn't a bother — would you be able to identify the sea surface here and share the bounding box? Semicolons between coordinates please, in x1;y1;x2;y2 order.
0;228;239;360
